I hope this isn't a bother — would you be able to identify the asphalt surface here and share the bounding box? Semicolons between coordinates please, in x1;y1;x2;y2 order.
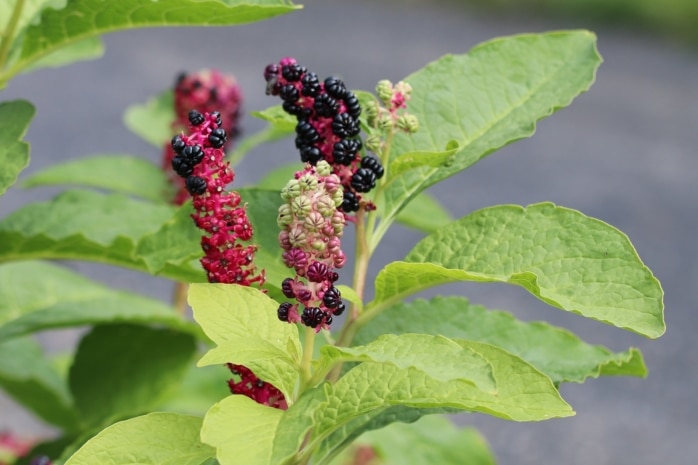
1;1;697;464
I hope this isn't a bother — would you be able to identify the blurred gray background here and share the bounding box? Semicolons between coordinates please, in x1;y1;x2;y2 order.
1;0;697;464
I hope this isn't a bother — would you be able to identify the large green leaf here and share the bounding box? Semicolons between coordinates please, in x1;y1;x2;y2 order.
201;395;283;465
22;154;172;202
380;202;664;338
0;336;79;431
229;105;296;164
376;31;601;241
123;90;175;148
355;296;646;384
19;36;105;74
190;283;301;402
316;334;496;393
0;261;197;342
0;189;203;281
394;190;452;234
64;412;214;465
11;0;300;76
356;415;496;465
69;324;197;428
0;100;35;196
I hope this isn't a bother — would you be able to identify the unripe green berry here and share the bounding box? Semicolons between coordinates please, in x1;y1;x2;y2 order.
289;226;307;247
332;189;344;208
282;179;301;200
304;211;325;231
366;134;383;153
377;113;393;131
376;79;393;105
277;204;293;227
317;195;336;217
292;194;312;216
298;173;318;192
311;239;326;251
316;160;332;177
397;114;419;133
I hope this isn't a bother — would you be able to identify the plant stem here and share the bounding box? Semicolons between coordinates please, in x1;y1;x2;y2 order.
172;282;189;316
299;326;316;394
0;0;25;72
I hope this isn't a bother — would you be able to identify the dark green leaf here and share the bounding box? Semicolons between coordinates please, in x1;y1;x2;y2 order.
22;154;173;202
69;324;197;428
0;100;35;196
0;261;197;342
0;336;79;431
356;296;647;384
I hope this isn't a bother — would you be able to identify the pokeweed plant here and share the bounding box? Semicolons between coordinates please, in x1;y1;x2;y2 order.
0;1;664;464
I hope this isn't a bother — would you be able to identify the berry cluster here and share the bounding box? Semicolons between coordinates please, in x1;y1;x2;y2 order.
170;110;264;286
264;57;384;214
276;161;346;330
163;69;243;204
226;363;287;410
363;79;419;156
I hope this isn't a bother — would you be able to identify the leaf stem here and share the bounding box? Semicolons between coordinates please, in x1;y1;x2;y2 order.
172;282;189;316
0;0;25;73
298;326;316;394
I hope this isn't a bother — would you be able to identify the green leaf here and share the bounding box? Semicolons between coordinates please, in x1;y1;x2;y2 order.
250;105;296;135
22;154;173;202
13;0;300;76
0;189;203;281
357;415;496;465
123;91;175;148
64;412;214;465
317;334;496;393
20;36;104;74
254;162;298;190
201;395;284;465
0;336;79;431
190;284;301;402
394;190;453;234
0;261;197;342
0;100;35;196
69;324;197;428
378;31;602;239
387;202;664;338
157;364;229;416
228;106;297;164
355;296;647;384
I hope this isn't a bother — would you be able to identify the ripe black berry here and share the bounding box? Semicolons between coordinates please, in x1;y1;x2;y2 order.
341;191;360;212
314;93;339;118
300;145;322;164
301;307;327;328
280;84;299;103
281;278;295;298
208;128;227;148
351;168;377;193
277;302;292;322
322;286;341;308
360;155;384;179
171;156;193;177
296;121;320;144
333;139;361;165
171;135;186;155
324;76;348;99
188;110;204;126
343;92;361;119
185;175;207;195
283;101;303;117
211;111;223;127
282;63;306;82
331;112;360;138
301;72;321;97
181;144;204;164
334;302;346;316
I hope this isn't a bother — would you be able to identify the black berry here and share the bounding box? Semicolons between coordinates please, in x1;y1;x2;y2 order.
343;92;361;119
300;145;322;164
171;135;186;155
281;63;306;82
333;139;361;165
208;128;227;148
331;112;360;138
301;72;321;97
314;93;339;118
341;191;360;212
334;302;346;316
185;175;207;195
322;286;341;309
188;110;204;126
301;307;327;328
280;84;300;103
324;76;348;99
171;156;193;177
360;155;384;179
351;168;377;193
281;278;295;298
296;121;320;144
277;302;292;322
181;144;204;164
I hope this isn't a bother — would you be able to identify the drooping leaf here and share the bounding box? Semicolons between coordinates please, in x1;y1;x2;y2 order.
0;261;197;342
69;324;197;428
356;415;496;465
0;100;35;196
0;336;79;431
0;189;203;281
13;0;300;75
394;190;453;234
64;413;214;465
377;31;602;239
380;202;664;338
228;105;297;164
316;334;496;393
201;395;283;465
123;91;175;148
355;296;647;384
190;284;301;402
20;36;104;74
22;154;172;202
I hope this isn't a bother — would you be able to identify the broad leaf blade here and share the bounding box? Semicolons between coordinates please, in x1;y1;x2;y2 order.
394;190;452;233
356;296;646;384
201;395;283;465
0;336;79;431
64;412;213;465
22;154;172;202
123;91;175;147
380;31;601;231
21;36;104;73
394;202;664;338
0;189;203;281
190;284;301;401
69;324;197;428
15;0;300;74
0;261;197;342
0;100;35;196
